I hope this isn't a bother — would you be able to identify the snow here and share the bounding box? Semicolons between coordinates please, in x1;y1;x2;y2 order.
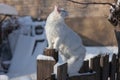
70;71;96;77
10;76;32;80
10;73;36;80
0;3;18;15
8;16;46;54
2;60;11;65
0;75;9;80
17;16;33;26
1;16;17;29
7;34;47;78
8;30;21;54
37;55;55;61
15;16;46;36
32;21;45;28
85;46;118;61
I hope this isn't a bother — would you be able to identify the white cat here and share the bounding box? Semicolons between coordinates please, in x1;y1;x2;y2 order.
45;5;86;76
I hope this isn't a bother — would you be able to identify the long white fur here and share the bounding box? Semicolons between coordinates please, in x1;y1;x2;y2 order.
45;5;86;76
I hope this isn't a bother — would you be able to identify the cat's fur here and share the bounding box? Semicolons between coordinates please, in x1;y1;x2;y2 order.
45;6;86;76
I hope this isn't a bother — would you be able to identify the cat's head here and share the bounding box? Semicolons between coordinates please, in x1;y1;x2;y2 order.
53;5;68;18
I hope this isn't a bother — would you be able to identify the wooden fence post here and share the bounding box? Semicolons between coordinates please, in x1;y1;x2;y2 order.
51;74;56;80
69;59;96;80
90;55;101;80
57;63;68;80
37;59;56;80
100;54;109;80
79;60;89;73
114;30;120;58
110;54;117;80
117;56;120;80
44;49;58;62
69;73;96;80
37;49;58;80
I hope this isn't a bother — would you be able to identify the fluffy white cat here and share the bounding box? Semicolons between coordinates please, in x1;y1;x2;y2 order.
45;5;86;76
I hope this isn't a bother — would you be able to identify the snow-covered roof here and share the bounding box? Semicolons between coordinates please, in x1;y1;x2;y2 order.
0;3;18;15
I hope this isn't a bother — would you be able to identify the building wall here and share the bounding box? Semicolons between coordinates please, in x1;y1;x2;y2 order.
0;0;117;46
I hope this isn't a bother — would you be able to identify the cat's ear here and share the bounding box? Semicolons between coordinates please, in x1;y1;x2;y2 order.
54;5;60;13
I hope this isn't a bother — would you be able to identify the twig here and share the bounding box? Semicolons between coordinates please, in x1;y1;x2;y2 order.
67;0;115;8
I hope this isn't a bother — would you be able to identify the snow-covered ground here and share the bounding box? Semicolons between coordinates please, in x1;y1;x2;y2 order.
0;16;118;80
85;46;118;60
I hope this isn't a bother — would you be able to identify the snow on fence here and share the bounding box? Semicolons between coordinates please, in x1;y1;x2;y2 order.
37;49;120;80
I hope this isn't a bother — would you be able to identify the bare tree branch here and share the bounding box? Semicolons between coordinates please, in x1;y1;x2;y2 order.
67;0;115;8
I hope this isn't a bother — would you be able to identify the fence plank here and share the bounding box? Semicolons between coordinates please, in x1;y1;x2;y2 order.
110;54;117;80
57;63;68;80
117;57;120;80
69;72;96;80
44;49;58;62
90;55;101;80
37;60;56;80
100;55;109;80
51;74;56;80
79;60;89;73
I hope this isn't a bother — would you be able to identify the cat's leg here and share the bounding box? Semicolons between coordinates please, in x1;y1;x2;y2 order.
67;56;84;76
67;56;81;76
47;38;54;49
53;37;62;49
59;52;68;62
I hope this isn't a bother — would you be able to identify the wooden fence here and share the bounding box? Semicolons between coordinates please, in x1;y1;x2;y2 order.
37;49;120;80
